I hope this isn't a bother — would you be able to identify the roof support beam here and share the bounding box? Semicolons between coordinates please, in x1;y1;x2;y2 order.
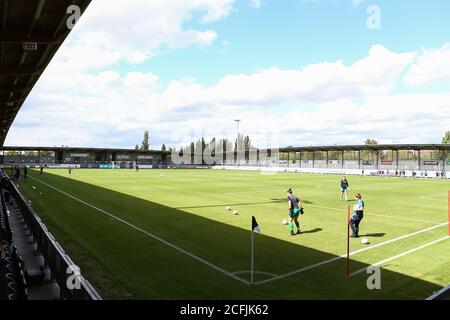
0;97;24;104
0;32;62;44
0;86;31;94
0;66;41;75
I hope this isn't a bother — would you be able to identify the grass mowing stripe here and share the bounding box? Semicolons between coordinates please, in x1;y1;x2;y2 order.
307;204;444;225
29;175;251;286
225;190;444;225
254;222;448;285
350;236;450;277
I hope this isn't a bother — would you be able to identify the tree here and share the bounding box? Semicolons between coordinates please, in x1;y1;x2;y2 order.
135;144;139;150
141;131;150;151
442;131;450;144
161;144;167;152
364;138;378;145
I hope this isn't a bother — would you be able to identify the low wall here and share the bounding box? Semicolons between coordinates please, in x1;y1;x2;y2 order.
212;165;449;178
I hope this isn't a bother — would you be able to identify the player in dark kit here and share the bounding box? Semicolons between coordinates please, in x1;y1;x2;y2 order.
350;194;365;238
23;166;28;181
340;176;350;201
287;188;303;236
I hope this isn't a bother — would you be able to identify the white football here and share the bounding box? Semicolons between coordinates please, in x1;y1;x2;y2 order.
361;237;369;244
282;219;288;225
233;211;239;215
226;206;232;211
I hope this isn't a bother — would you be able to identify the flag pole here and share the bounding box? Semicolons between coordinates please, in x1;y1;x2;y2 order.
251;227;254;285
347;205;350;277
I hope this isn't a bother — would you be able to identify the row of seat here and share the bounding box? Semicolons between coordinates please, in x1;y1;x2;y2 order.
0;190;12;243
1;183;28;300
1;244;28;300
1;179;63;300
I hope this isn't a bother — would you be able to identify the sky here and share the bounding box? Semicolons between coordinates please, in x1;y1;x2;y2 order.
5;0;450;149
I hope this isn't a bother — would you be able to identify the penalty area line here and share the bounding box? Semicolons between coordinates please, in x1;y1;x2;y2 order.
254;221;448;286
349;236;449;277
28;175;251;286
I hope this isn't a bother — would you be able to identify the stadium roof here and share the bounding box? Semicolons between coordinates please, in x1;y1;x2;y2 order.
0;0;91;146
0;146;169;155
279;144;450;153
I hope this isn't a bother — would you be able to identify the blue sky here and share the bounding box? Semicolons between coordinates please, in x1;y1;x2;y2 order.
6;0;450;148
114;0;450;86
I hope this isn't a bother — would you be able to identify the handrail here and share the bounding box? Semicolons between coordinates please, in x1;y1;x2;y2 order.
4;174;102;300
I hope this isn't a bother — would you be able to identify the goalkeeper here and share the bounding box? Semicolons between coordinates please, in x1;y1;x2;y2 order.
287;188;303;236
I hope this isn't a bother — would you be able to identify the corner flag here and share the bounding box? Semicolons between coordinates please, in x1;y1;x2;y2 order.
251;216;260;285
252;216;261;233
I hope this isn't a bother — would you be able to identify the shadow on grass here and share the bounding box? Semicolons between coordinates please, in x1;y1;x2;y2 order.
18;170;445;300
362;233;386;238
177;199;315;210
300;228;323;234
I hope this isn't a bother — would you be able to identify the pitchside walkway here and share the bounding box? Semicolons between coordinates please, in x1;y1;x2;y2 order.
1;173;102;300
0;183;60;300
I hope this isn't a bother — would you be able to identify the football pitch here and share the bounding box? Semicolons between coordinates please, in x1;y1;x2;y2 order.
17;169;449;300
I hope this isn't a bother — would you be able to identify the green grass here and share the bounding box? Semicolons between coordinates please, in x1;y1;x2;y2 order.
17;169;450;300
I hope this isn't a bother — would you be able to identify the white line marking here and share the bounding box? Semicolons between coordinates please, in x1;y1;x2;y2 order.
29;175;250;286
225;192;444;225
254;222;448;285
307;204;444;225
350;236;450;277
419;193;447;200
232;271;279;277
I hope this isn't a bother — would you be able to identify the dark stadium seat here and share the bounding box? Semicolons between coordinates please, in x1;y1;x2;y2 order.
1;173;100;300
8;293;17;301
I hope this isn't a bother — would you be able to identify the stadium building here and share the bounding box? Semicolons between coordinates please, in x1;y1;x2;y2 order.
0;146;169;168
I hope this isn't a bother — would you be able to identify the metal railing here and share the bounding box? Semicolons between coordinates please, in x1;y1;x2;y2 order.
426;285;450;300
3;175;102;300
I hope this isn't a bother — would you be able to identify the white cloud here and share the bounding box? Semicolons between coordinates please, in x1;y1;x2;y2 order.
249;0;262;8
404;43;450;86
6;44;450;148
52;0;234;72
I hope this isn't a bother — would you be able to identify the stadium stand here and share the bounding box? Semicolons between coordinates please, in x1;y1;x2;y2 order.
0;173;101;300
0;0;92;146
0;146;169;168
209;144;449;178
0;0;98;300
